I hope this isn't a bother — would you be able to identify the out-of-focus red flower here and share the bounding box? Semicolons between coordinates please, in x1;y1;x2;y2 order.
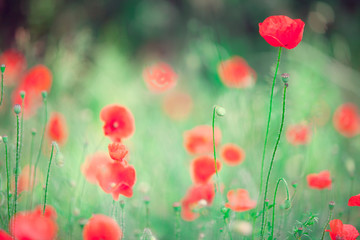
225;189;256;212
12;164;41;195
333;103;360;138
184;125;221;155
47;112;68;145
143;62;177;92
0;49;26;85
12;65;52;117
83;214;122;240
221;143;245;166
306;170;332;190
108;142;128;162
259;15;305;49
191;156;221;184
162;91;193;120
100;104;135;142
0;230;12;240
286;124;312;145
96;161;136;200
81;152;136;200
9;205;58;240
326;219;359;240
181;182;215;221
348;194;360;207
218;56;256;88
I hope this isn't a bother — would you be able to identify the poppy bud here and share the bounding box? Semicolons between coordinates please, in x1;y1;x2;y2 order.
329;201;335;210
215;106;226;117
2;136;7;143
281;73;289;82
297;227;303;235
1;64;5;73
173;202;181;212
120;200;125;209
20;90;25;99
221;207;230;219
31;128;37;136
284;199;291;209
14;104;21;114
292;182;298;189
265;199;269;207
144;196;150;205
41;91;47;100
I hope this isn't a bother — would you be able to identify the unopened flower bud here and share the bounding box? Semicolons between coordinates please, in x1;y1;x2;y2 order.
14;104;21;114
20;91;25;99
2;136;7;143
41;91;47;100
329;201;335;210
173;202;181;212
1;64;5;73
215;106;226;117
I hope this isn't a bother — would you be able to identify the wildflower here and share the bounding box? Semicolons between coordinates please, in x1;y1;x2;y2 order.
348;194;360;207
225;189;256;212
9;205;58;240
286;124;312;145
220;143;245;166
181;182;215;221
306;170;332;189
0;230;12;240
259;15;305;49
333;103;360;137
326;219;359;240
143;62;177;92
0;49;26;85
100;104;135;142
47;112;68;145
191;156;221;184
108;142;128;162
12;65;52;117
218;56;256;88
162;91;193;120
184;125;221;155
83;214;122;240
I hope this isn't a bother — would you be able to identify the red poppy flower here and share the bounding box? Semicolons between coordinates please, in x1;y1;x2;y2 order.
12;65;52;117
259;15;305;49
333;103;360;138
162;91;193;120
306;170;332;190
47;112;68;145
143;62;177;92
348;194;360;207
225;189;256;212
221;143;246;166
96;161;136;200
218;56;256;88
83;214;122;240
12;164;42;195
81;152;136;200
326;219;359;240
108;142;128;162
181;182;215;221
184;125;221;155
286;124;312;145
9;205;58;240
0;49;26;85
191;156;221;184
0;230;12;240
100;104;135;142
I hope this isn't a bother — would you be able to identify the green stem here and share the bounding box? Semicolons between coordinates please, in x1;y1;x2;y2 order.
14;114;21;217
212;107;221;193
321;209;333;240
258;47;282;199
260;82;287;238
3;139;11;223
0;69;4;106
145;201;150;228
43;142;56;213
27;130;36;209
271;178;290;238
19;96;25;157
31;96;47;208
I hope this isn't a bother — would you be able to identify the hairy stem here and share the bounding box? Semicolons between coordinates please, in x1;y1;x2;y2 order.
43;142;56;213
4;140;11;223
271;178;290;238
321;208;333;240
14;114;21;216
260;82;287;238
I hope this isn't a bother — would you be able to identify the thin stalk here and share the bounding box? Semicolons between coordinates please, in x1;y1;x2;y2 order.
3;138;11;223
271;178;290;238
0;65;4;106
258;47;282;200
346;176;354;222
260;83;287;238
43;142;56;213
14;113;21;217
19;94;25;156
145;200;150;228
31;94;47;208
321;207;334;240
27;130;36;209
212;107;221;195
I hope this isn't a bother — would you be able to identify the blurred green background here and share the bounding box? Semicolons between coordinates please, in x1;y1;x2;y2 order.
0;0;360;239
